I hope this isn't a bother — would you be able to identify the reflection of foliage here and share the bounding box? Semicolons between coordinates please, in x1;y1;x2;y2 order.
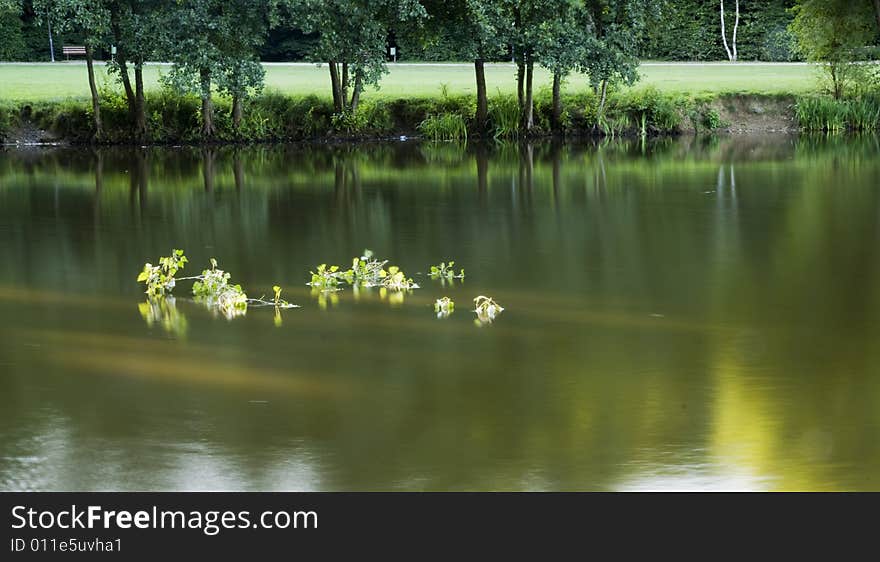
311;287;340;310
138;297;188;337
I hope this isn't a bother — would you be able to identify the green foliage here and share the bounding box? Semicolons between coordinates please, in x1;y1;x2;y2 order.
418;113;468;141
0;6;28;61
640;0;798;61
295;0;427;109
137;249;188;298
789;0;877;98
138;250;295;320
309;263;345;290
689;104;724;132
429;261;465;280
308;249;419;292
192;259;249;318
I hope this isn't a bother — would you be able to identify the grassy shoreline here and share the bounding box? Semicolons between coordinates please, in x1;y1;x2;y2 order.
1;89;877;145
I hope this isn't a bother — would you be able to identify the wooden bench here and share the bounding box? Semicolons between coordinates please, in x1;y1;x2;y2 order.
62;45;87;60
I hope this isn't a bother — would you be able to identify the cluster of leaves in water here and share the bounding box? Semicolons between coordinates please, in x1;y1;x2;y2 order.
137;249;189;298
309;249;419;292
192;258;250;319
434;297;455;318
473;296;505;325
429;261;465;282
137;250;295;323
136;249;505;327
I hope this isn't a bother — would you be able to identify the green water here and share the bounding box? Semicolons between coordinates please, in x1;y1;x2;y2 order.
1;136;879;491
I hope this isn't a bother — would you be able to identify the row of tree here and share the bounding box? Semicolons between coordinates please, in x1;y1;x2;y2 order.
7;1;880;140
16;0;653;139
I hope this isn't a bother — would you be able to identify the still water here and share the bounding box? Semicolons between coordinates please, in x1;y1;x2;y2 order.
1;136;879;491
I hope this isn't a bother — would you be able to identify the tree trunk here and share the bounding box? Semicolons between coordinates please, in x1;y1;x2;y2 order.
732;0;739;62
85;45;103;140
134;62;146;140
329;61;342;113
598;79;608;117
350;71;363;114
516;60;525;112
199;68;214;138
720;0;738;62
232;94;243;132
522;55;534;133
47;18;54;62
474;59;488;134
551;71;562;134
117;55;136;110
341;62;349;109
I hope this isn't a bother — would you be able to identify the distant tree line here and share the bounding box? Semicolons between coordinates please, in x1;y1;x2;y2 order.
0;0;808;63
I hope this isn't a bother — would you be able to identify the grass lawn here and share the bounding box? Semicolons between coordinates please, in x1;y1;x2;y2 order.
0;61;819;102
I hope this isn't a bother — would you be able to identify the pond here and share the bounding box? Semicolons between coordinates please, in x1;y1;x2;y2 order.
1;135;879;491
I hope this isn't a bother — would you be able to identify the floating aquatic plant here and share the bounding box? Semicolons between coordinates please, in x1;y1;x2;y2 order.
137;249;189;298
308;249;419;292
429;261;465;281
434;297;454;318
473;295;504;325
381;266;418;290
308;264;346;290
137;250;297;321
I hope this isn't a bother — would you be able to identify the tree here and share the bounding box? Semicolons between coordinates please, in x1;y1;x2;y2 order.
580;1;649;116
106;0;161;140
505;0;560;133
35;0;109;139
535;0;585;133
158;0;277;137
720;0;740;62
790;0;877;98
412;0;507;133
294;0;426;115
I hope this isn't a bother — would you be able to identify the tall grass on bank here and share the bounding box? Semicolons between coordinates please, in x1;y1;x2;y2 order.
418;113;468;141
488;94;520;139
795;95;880;132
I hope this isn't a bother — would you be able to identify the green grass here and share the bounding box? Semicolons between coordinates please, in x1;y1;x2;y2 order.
0;62;818;102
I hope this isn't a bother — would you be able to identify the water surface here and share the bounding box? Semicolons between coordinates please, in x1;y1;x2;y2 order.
2;136;879;491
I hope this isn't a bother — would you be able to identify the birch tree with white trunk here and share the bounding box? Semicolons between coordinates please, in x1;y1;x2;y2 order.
720;0;740;62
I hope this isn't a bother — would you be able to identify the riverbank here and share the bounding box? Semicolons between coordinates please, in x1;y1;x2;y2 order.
2;89;878;145
0;90;786;145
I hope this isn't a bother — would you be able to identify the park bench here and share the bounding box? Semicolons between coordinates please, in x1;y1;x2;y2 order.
62;45;87;60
